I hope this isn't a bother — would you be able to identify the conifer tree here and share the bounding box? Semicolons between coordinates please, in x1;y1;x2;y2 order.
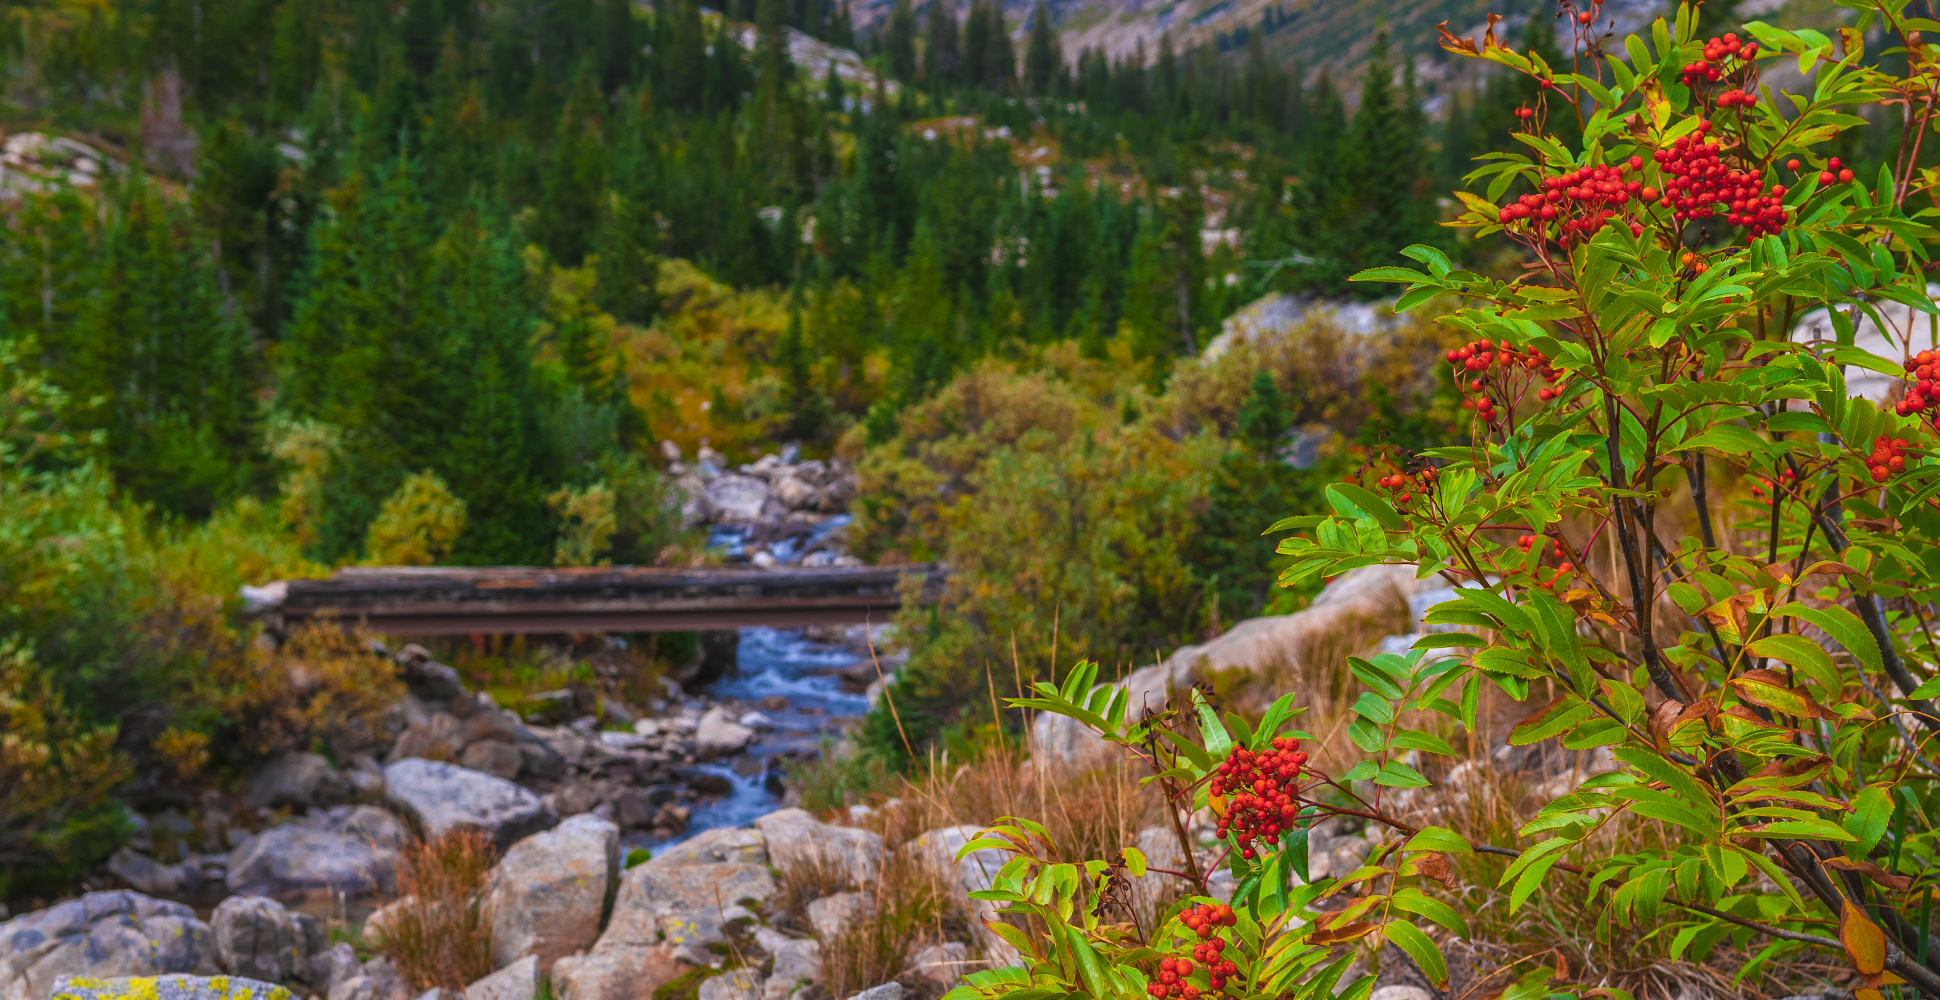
665;0;708;114
1024;2;1058;96
924;0;960;89
885;0;918;83
1341;31;1434;281
597;0;639;94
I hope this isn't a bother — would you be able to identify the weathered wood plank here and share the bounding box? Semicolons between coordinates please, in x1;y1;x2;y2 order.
257;563;946;634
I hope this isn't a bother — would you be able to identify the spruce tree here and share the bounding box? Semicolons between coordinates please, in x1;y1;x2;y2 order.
597;0;639;93
924;0;960;89
1024;2;1058;96
1341;31;1434;282
666;0;708;114
886;0;918;83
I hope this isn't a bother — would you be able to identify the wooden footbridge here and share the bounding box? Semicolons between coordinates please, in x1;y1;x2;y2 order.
245;564;948;635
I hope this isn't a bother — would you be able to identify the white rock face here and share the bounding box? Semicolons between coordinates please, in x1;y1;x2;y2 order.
750;809;882;886
0;891;219;1000
644;826;768;867
1032;565;1445;771
804;892;869;941
210;895;306;984
485;814;620;973
907;942;969;992
466;955;540;1000
382;758;559;849
693;706;755;759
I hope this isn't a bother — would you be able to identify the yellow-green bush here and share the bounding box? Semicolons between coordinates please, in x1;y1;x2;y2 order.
365;471;468;566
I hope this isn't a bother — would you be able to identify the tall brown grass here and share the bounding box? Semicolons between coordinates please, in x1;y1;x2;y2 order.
817;849;965;999
375;830;498;992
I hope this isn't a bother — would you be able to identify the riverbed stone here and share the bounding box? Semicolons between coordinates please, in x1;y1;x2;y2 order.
751;810;881;886
485;814;619;973
804;892;868;941
382;759;558;849
0;891;219;1000
693;707;754;759
49;974;290;1000
211;895;304;984
644;826;767;868
603;862;775;964
245;753;352;811
466;955;539;1000
549;944;683;1000
225;825;398;902
754;929;819;1000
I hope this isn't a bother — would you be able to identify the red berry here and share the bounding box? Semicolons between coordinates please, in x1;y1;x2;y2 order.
1820;171;1835;185
1839;168;1855;183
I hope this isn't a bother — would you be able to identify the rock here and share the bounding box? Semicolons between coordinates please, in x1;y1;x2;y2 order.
750;810;882;887
461;708;526;747
459;741;524;780
674;768;736;797
211;895;304;984
486;814;620;974
383;759;559;849
395;644;465;702
466;955;539;1000
804;892;868;940
311;943;363;997
645;826;768;868
754;929;819;1000
697;970;762;1000
225;824;399;902
737;712;773;731
772;473;821;511
0;891;218;1000
336;805;410;851
106;849;204;899
387;715;462;764
907;942;969;992
1369;989;1434;1000
549;945;684;1000
49;975;290;1000
517;742;564;780
756;695;789;712
702;475;773;522
694;707;755;759
602;862;776;964
1032;565;1444;772
526;690;577;724
847;984;903;1000
327;972;408;1000
246;753;353;811
1123;826;1185;922
359;898;408;948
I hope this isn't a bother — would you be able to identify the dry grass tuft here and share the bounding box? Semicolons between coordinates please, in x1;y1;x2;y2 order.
375;830;498;993
821;847;965;1000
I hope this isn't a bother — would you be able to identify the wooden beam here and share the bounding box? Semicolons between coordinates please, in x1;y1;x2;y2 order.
260;563;947;635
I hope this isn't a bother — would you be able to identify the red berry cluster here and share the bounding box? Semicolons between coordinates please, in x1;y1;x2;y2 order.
1146;906;1240;998
1497;159;1647;241
1653;125;1790;235
1808;155;1856;187
1747;465;1794;501
1716;88;1755;108
1210;739;1307;861
1515;534;1575;589
1895;351;1940;417
1373;468;1432;508
1680;32;1758;85
1865;436;1912;483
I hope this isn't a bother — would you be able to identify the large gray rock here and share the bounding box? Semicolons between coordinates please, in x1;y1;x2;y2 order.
311;943;363;997
226;825;399;902
466;955;539;1000
603;862;776;964
804;893;868;941
693;707;754;760
698;969;762;1000
549;944;682;1000
211;895;305;984
485;814;619;973
847;985;904;1000
754;929;819;1000
0;891;218;1000
701;475;773;522
750;810;882;886
394;644;465;702
643;827;766;868
49;975;290;1000
382;759;558;849
246;753;353;811
105;849;205;899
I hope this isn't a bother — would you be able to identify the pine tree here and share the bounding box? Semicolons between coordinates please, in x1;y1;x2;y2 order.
962;0;991;92
1341;31;1434;282
597;0;639;94
825;60;846;112
924;0;960;89
886;0;918;83
665;0;708;114
1024;2;1058;96
1191;368;1306;627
